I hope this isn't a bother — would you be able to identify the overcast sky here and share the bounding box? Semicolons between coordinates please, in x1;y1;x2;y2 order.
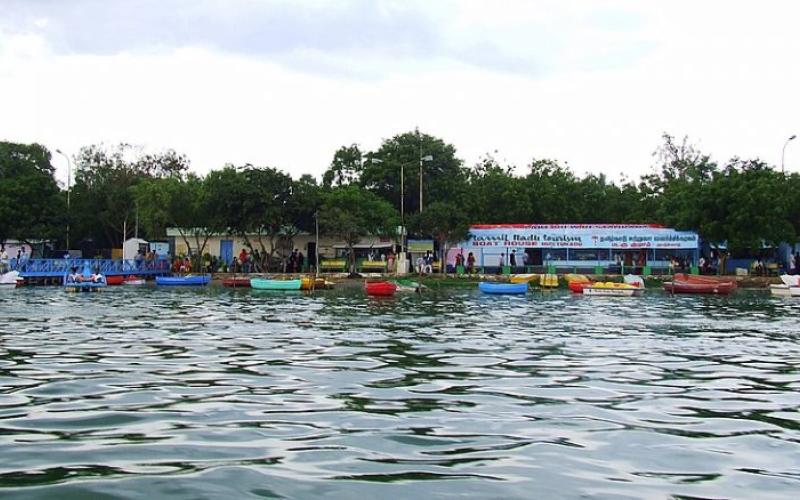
2;0;798;187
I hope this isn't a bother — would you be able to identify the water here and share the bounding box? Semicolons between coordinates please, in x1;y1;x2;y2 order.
1;286;799;499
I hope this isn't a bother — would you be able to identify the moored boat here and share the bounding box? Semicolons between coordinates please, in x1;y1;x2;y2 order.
250;278;302;290
155;274;211;286
509;274;537;284
300;276;333;290
539;274;559;288
770;284;792;296
663;278;734;295
391;278;424;292
123;275;146;285
105;275;125;286
582;282;643;297
567;274;592;293
673;273;737;289
478;282;528;295
0;270;24;288
365;280;397;296
222;277;251;288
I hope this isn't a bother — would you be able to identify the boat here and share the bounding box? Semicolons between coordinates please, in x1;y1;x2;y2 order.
673;273;738;289
64;265;107;292
791;287;800;297
478;282;528;295
155;274;211;286
509;273;537;284
300;276;334;290
624;274;645;288
770;284;792;296
567;274;592;293
391;278;424;292
0;270;24;288
222;277;251;288
582;282;643;297
365;280;397;296
539;274;559;288
105;275;125;286
250;278;302;290
123;275;146;285
663;280;734;295
771;275;800;296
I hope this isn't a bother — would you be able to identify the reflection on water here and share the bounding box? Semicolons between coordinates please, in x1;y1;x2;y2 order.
1;287;800;498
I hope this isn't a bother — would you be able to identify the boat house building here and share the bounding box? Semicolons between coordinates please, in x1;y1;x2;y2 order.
456;224;699;274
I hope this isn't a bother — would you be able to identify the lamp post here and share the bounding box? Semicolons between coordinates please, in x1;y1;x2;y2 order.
55;149;71;250
782;134;797;174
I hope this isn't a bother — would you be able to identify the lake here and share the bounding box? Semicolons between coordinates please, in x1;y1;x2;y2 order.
1;286;799;499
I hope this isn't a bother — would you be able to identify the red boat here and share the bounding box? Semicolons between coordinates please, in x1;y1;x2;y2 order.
222;277;251;288
365;280;397;296
673;273;737;289
105;275;124;286
568;280;591;293
663;279;735;295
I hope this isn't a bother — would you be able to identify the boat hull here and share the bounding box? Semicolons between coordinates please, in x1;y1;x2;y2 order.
105;275;125;286
509;274;537;284
478;282;528;295
365;281;397;296
663;281;734;295
250;278;302;290
770;284;791;296
65;282;107;292
155;275;211;286
583;286;642;297
222;277;251;288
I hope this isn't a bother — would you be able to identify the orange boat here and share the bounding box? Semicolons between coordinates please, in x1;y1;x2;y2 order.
105;275;124;286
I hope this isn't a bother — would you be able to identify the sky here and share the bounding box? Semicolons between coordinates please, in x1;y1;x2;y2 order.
1;0;799;187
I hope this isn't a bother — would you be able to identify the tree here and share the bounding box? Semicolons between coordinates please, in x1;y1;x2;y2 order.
205;165;294;270
322;144;364;188
70;143;192;247
408;201;471;274
466;155;530;223
133;174;217;264
0;142;65;246
318;186;399;274
361;130;469;215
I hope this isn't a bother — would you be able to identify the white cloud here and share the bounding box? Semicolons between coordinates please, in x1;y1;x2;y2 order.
1;0;799;190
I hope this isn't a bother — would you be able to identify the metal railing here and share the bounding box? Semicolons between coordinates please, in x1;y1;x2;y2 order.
13;258;172;277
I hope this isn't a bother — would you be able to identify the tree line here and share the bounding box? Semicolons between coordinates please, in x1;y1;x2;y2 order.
2;132;799;271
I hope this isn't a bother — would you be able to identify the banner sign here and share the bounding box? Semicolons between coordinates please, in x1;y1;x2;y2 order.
407;239;434;253
465;224;698;250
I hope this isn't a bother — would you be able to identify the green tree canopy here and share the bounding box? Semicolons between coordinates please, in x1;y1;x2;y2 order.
318;186;399;273
0;142;65;246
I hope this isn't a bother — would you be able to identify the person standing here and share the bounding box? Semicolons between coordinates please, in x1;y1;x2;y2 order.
510;250;517;270
467;252;475;274
297;251;305;272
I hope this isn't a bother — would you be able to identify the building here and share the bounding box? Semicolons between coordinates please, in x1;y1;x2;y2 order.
452;224;699;273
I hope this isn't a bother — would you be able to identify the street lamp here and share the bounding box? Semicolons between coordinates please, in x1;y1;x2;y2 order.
55;149;71;250
782;134;797;174
419;154;433;212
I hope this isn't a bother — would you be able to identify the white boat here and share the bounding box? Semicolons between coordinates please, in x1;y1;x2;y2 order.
623;274;645;288
780;274;800;287
0;270;23;288
791;287;800;297
583;287;642;297
770;284;791;296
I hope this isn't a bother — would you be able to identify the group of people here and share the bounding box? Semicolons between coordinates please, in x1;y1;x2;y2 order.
0;245;30;273
415;251;437;274
66;266;105;283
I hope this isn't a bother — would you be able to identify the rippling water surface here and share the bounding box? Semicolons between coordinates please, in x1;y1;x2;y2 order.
1;286;800;499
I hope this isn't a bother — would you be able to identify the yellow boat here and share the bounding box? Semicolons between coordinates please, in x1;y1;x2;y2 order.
509;274;537;284
300;276;335;290
540;273;559;288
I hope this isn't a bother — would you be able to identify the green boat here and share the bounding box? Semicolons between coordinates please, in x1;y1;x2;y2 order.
250;278;302;290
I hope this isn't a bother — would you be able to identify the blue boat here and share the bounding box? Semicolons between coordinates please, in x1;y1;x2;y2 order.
155;274;211;286
478;282;528;295
64;265;107;292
